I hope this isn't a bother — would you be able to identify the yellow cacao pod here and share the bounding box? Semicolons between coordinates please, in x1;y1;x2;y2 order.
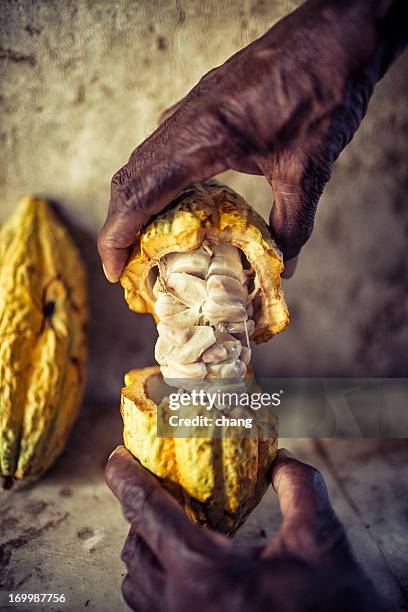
121;367;278;534
119;182;287;533
121;180;289;343
0;197;87;486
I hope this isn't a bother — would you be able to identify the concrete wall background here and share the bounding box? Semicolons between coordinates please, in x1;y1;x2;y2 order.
1;0;407;405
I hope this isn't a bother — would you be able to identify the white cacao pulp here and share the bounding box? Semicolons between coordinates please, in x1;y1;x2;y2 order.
153;244;257;389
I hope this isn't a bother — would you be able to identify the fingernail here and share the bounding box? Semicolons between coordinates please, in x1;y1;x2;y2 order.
102;263;118;283
278;448;295;459
108;448;117;461
107;445;125;461
282;257;298;279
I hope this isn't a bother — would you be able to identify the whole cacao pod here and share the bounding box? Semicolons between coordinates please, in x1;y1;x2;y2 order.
0;197;87;486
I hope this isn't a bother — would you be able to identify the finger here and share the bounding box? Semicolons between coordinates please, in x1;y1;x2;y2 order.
255;156;330;261
263;449;350;563
98;111;227;282
121;525;165;611
105;446;225;567
269;186;317;261
97;151;191;283
270;449;333;524
281;256;298;279
122;525;164;577
97;208;145;283
122;573;156;612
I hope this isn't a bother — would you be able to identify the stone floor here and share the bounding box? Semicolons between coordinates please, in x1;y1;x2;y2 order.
1;404;407;611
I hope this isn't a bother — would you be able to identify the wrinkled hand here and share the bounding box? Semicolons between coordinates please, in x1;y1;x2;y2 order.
98;0;404;282
106;447;383;612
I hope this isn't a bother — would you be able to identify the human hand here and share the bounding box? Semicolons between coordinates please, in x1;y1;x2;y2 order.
98;0;405;282
106;446;384;612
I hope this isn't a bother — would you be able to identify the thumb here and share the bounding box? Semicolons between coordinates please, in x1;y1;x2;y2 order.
270;449;334;528
263;449;351;565
269;182;317;262
98;99;228;283
255;155;330;263
105;446;225;567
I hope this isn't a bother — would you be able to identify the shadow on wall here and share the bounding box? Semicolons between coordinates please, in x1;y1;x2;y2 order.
50;201;157;409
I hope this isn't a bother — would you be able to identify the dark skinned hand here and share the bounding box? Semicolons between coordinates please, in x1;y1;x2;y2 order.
106;446;384;612
98;0;405;282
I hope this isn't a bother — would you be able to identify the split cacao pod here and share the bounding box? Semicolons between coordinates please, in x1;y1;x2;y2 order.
121;367;278;534
119;182;288;532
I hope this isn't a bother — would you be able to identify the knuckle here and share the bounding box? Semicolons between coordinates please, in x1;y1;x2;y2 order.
284;458;322;487
214;100;253;149
111;165;132;190
97;227;120;252
121;574;137;610
121;482;155;526
121;543;132;567
181;83;237;142
187;107;224;141
197;66;220;88
121;527;138;566
110;167;144;214
96;228;125;257
111;179;143;214
122;490;146;523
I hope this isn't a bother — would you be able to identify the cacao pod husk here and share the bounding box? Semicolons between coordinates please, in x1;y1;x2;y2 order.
0;197;87;486
121;367;278;534
121;180;289;343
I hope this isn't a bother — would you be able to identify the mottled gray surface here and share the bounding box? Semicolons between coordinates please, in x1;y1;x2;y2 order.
1;422;407;611
0;1;407;611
